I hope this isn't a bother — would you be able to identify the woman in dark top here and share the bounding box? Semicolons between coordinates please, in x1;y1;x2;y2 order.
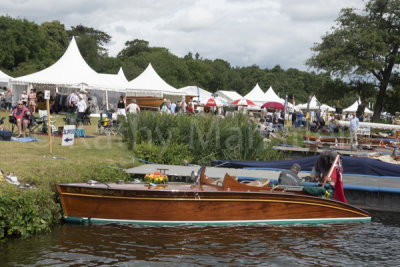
117;95;126;116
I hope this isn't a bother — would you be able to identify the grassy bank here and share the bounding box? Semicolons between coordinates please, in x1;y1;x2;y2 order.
0;111;133;239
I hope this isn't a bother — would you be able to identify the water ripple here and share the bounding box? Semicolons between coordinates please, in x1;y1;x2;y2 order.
1;214;400;266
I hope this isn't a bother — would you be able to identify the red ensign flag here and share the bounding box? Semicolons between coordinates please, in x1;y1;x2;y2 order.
328;155;347;203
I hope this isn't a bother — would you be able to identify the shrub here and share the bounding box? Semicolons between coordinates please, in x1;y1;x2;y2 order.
133;142;193;165
123;112;283;165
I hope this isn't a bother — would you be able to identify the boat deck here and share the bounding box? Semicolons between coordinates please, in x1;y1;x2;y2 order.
126;163;400;212
126;164;400;188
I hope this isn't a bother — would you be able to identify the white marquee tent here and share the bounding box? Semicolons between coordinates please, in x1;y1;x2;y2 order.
295;95;335;112
264;86;284;103
215;90;243;103
320;104;336;112
343;98;373;114
126;63;185;101
99;67;130;91
10;37;125;109
0;69;12;87
244;83;270;108
177;86;212;103
264;86;295;110
11;37;116;90
296;95;324;111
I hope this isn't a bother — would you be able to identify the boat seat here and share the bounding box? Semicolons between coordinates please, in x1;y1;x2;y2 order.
246;179;270;187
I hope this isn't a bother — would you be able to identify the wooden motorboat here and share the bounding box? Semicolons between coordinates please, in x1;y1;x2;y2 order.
57;167;370;225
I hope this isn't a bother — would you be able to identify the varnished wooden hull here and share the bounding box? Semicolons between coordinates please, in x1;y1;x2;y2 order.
57;182;370;225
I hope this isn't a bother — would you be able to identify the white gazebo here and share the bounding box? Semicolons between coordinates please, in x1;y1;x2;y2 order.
10;37;122;109
264;86;294;111
11;37;114;89
343;99;373;114
99;67;130;92
178;86;212;103
126;63;185;101
215;90;243;103
244;83;269;109
0;69;12;88
264;86;284;103
296;95;321;111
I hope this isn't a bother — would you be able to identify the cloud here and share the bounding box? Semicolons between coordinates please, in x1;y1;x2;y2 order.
0;0;365;70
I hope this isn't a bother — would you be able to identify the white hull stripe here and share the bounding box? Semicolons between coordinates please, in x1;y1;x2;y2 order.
65;216;371;225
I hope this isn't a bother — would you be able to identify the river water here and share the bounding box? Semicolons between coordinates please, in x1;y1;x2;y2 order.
1;211;400;266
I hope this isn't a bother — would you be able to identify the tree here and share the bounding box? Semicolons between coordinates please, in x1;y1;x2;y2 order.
40;21;69;65
307;0;400;121
117;39;150;59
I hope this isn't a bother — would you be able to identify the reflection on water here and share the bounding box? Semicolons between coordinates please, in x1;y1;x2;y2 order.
1;213;400;266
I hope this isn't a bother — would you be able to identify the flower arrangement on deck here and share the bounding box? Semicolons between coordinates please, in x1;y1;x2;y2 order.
145;172;168;184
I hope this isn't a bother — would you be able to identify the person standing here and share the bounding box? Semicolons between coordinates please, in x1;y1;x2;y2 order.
68;89;78;113
21;91;28;106
117;95;126;116
291;112;297;127
5;88;13;111
126;99;140;114
28;88;37;113
76;94;87;125
350;112;360;146
170;101;176;114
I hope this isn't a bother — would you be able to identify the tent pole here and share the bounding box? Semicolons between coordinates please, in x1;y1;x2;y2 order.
106;90;109;110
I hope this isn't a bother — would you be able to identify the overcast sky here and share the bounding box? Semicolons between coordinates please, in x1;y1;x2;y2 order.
1;0;365;70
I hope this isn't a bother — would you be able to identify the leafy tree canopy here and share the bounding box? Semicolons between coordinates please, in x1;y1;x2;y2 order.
307;0;400;120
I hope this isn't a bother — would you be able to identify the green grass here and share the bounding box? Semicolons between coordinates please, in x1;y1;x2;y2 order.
0;111;137;239
0;111;134;186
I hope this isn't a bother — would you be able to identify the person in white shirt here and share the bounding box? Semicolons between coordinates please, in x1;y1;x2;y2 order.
126;99;140;114
349;113;360;146
68;90;79;112
21;91;28;106
76;94;87;125
170;102;176;114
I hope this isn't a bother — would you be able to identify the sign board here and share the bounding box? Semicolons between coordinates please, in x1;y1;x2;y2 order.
62;125;76;146
357;127;371;136
44;90;50;100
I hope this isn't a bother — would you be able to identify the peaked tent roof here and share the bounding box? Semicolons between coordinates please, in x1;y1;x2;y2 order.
320;104;336;112
295;95;321;110
11;37;116;89
126;63;184;97
343;98;373;114
0;69;12;83
177;86;212;101
264;86;284;103
118;67;129;83
244;83;269;106
99;67;129;91
215;90;243;103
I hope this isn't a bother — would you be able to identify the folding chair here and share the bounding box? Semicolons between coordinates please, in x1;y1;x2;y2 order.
38;110;58;134
9;114;38;136
64;113;78;126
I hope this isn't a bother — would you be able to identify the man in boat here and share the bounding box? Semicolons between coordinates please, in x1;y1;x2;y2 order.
278;163;302;186
309;150;337;185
